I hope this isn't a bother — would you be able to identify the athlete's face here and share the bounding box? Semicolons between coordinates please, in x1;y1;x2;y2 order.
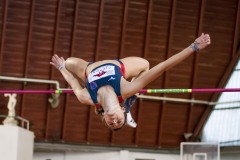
103;106;125;130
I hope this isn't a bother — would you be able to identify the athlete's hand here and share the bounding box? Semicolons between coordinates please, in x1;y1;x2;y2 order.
193;33;211;51
50;54;66;70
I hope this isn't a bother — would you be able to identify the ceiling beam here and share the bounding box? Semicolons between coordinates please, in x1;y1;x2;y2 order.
93;0;104;61
20;0;35;117
187;0;206;133
231;0;240;58
62;0;79;141
158;0;176;146
143;0;152;58
118;0;128;58
0;0;8;73
45;0;62;140
135;0;153;145
87;0;105;143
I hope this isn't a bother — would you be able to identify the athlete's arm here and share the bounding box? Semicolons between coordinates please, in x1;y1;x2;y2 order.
121;33;211;98
50;54;94;106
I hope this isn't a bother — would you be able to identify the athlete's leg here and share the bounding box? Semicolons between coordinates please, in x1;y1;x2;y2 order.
119;57;149;127
65;57;89;85
120;57;150;80
124;94;138;128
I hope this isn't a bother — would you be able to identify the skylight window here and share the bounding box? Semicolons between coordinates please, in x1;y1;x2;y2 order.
201;60;240;146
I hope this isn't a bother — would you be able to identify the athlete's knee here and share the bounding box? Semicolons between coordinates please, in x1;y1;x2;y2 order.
139;58;149;71
78;95;87;104
77;91;89;104
65;57;75;66
65;58;72;68
78;97;88;105
144;59;150;70
65;57;80;70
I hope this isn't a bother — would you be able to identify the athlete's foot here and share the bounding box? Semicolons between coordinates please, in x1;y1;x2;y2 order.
123;95;138;128
126;112;137;128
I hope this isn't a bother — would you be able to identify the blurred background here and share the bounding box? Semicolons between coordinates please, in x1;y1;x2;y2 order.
0;0;239;159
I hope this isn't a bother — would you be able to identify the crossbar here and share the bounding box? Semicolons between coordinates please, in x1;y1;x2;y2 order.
0;88;239;94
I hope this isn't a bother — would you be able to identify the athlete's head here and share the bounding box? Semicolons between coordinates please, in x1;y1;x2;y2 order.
97;87;127;130
102;104;127;131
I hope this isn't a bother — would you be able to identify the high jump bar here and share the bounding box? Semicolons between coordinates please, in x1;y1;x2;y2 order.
0;88;240;94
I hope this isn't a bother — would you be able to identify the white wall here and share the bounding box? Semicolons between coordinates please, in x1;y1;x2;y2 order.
33;150;240;160
66;152;120;160
34;152;65;160
130;152;179;160
0;125;34;160
33;150;179;160
34;151;120;160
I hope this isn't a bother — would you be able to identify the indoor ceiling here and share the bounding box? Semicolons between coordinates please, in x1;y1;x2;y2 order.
0;0;239;150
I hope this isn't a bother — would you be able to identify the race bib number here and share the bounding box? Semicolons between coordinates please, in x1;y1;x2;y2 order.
88;65;115;83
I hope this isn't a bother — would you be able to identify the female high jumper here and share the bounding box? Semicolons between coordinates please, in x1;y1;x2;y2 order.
50;33;211;131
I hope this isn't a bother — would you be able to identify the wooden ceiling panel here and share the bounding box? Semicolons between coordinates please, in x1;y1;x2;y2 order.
160;103;189;147
188;104;206;132
87;113;112;144
75;3;100;60
112;128;136;146
45;96;65;141
148;2;171;60
63;96;89;143
166;62;193;88
122;1;148;57
136;100;161;146
21;93;49;140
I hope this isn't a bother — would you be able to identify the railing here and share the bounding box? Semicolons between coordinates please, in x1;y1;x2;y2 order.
0;115;30;130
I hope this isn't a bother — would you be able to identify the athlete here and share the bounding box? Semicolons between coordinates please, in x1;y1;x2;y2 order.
50;33;211;131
